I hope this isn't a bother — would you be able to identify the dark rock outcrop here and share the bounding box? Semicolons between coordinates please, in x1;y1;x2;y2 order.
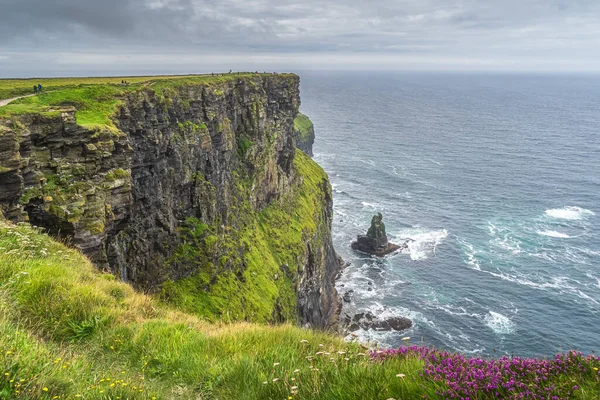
0;74;342;329
352;213;404;256
343;311;412;332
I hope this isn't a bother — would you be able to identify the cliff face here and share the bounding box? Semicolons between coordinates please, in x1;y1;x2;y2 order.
0;74;341;329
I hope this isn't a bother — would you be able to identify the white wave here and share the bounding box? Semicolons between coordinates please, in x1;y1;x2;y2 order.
484;311;515;335
457;238;482;270
587;274;600;289
575;247;600;257
575;290;600;305
545;206;595;220
398;228;448;261
487;271;572;291
427;158;443;166
537;230;570;238
358;159;376;167
432;304;481;318
361;201;379;209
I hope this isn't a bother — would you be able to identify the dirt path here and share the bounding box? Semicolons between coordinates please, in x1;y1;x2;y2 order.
0;94;36;107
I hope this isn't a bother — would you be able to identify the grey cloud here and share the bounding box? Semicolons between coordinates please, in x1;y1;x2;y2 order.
1;0;600;74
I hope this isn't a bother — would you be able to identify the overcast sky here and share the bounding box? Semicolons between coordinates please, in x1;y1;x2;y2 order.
1;0;600;76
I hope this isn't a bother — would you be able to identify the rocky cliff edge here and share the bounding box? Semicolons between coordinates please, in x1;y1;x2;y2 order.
0;74;342;329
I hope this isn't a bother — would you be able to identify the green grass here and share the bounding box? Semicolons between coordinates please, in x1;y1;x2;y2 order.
0;74;281;100
294;113;314;141
0;73;295;130
0;219;440;400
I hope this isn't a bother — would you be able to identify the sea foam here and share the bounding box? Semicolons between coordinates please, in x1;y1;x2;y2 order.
484;311;515;335
537;230;570;238
400;228;448;260
545;206;595;220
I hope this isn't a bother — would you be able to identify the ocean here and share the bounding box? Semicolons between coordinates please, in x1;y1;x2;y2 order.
299;71;600;357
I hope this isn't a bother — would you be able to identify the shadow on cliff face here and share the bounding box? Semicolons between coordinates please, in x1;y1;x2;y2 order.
24;200;75;238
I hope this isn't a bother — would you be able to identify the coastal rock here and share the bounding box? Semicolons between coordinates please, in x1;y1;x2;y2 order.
342;290;354;303
351;213;406;256
343;311;412;332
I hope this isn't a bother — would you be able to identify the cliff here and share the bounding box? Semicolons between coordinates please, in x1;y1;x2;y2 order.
293;112;315;157
0;74;341;329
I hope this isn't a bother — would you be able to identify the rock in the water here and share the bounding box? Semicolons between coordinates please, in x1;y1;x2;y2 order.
367;212;388;247
343;311;412;332
371;317;412;331
351;213;407;256
342;290;353;303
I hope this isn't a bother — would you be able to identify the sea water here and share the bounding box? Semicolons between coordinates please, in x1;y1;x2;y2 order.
299;71;600;357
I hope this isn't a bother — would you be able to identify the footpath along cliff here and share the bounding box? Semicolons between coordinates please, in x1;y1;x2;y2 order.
0;73;342;329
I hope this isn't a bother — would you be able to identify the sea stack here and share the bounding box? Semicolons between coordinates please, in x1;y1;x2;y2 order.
351;213;402;256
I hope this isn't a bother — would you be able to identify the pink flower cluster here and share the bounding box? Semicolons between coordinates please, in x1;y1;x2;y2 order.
372;346;600;399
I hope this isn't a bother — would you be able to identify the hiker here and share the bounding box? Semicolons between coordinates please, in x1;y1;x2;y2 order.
33;85;38;94
38;84;42;92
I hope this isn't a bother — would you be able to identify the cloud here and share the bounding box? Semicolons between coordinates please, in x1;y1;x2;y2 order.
1;0;600;74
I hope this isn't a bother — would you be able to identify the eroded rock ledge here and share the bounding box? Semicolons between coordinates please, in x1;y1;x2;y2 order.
0;74;342;329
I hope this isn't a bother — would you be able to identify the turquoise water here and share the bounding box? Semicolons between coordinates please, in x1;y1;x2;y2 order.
299;71;600;357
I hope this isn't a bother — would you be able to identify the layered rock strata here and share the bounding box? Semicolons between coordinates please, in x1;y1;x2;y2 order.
0;74;341;329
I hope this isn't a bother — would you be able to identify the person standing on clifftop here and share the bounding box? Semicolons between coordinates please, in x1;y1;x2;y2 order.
33;85;38;94
38;84;42;93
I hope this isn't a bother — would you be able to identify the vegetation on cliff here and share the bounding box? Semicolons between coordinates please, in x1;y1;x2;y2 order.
293;113;315;156
159;151;331;324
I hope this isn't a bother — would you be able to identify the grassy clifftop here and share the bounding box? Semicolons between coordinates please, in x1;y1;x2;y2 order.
0;73;293;129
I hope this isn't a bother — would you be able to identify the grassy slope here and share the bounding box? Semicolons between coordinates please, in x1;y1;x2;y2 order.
0;220;434;400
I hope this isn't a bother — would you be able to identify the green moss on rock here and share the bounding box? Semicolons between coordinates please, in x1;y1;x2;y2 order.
160;151;329;323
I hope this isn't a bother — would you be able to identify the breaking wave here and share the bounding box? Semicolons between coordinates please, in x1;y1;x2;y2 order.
537;230;570;238
399;228;448;261
484;311;516;335
545;206;595;220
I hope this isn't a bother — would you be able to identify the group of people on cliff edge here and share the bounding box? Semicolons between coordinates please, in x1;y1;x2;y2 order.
33;84;43;94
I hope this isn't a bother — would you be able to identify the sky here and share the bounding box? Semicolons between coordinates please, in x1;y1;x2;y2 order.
1;0;600;76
